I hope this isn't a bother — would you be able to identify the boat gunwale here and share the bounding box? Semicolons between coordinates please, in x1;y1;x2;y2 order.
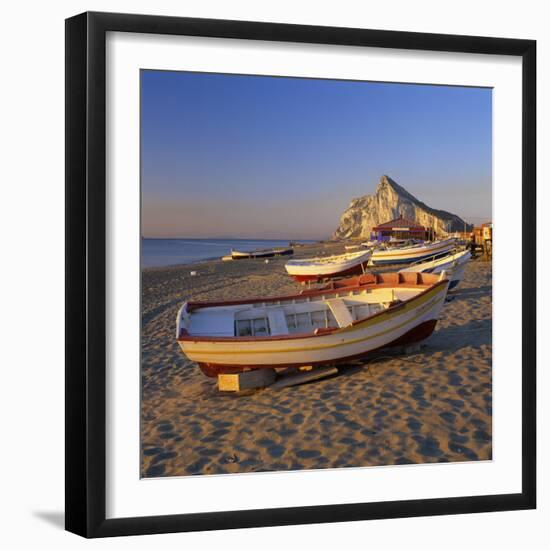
399;248;471;272
177;278;448;343
285;249;371;268
285;259;372;282
371;239;455;259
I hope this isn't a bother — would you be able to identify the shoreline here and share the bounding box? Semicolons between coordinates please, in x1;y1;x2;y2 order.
142;255;224;271
141;239;319;271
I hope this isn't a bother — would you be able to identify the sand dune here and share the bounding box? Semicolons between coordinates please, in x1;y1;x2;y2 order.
141;243;492;477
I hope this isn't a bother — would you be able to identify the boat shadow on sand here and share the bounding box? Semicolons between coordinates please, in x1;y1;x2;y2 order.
335;316;492;378
445;284;492;302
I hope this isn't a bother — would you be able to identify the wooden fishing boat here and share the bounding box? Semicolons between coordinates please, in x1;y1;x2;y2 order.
230;247;293;260
284;249;372;282
369;238;455;266
399;248;471;290
176;271;450;377
387;238;424;247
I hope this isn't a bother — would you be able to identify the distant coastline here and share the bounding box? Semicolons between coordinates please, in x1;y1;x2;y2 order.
141;237;316;268
142;236;322;241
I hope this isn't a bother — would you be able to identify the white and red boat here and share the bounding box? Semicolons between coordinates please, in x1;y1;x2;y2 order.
284;249;372;282
176;271;450;377
399;248;471;290
231;247;293;260
369;238;455;266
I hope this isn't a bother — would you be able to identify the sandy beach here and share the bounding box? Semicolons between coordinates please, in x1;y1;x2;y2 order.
141;242;492;477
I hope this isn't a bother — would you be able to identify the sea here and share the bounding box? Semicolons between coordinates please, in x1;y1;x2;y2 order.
141;238;314;268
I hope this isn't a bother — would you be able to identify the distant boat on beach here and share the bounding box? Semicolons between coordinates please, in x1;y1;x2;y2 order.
369;238;456;266
399;248;471;290
284;249;372;283
175;271;450;377
230;247;294;260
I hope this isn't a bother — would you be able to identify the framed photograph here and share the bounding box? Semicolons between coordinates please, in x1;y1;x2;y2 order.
65;11;536;537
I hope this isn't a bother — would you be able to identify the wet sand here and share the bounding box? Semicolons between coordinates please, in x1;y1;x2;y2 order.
141;242;492;477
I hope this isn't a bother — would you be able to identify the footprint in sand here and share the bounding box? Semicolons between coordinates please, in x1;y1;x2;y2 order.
198;448;221;457
143;446;163;456
448;442;478;460
413;435;444;457
295;449;321;459
473;429;491;443
446;398;465;409
151;451;177;464
439;411;457;424
406;417;422;432
145;463;166;477
470;417;487;429
395;456;415;465
257;438;286;459
339;437;364;449
156;422;174;432
450;432;469;444
239;458;261;468
410;385;430;408
187;457;211;474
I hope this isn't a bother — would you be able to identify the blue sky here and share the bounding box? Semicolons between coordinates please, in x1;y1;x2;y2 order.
141;70;492;239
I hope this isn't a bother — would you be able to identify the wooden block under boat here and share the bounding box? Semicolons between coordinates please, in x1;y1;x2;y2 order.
218;369;276;392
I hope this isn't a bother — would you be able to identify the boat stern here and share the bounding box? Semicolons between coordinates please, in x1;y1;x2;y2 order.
175;302;191;339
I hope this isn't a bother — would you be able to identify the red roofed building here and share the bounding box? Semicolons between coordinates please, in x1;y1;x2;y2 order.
371;215;431;241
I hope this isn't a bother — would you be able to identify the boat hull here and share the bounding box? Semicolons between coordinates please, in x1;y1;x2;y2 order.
370;240;455;266
231;247;293;259
447;260;469;289
288;259;370;283
197;319;437;377
399;249;471;290
178;279;449;375
285;250;372;282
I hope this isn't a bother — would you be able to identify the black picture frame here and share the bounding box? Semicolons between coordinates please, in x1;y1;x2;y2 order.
65;11;536;538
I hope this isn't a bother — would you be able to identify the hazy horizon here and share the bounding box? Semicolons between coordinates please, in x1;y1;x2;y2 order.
141;71;492;239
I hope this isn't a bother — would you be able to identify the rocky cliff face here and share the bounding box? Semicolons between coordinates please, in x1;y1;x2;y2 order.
332;175;470;240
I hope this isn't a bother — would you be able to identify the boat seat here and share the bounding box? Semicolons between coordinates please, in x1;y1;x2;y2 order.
326;298;354;328
267;307;289;336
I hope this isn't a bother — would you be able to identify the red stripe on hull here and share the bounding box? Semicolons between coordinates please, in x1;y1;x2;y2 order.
290;260;370;283
197;319;438;377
